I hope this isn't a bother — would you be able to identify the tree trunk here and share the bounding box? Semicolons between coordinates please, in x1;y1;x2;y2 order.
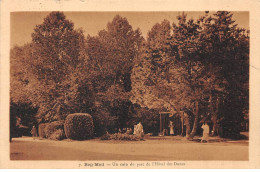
180;112;184;136
211;95;220;136
212;120;219;136
181;117;184;136
189;101;199;139
184;112;191;138
185;121;190;138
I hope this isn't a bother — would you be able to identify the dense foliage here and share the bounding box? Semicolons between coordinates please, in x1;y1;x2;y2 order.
10;11;249;140
131;12;249;139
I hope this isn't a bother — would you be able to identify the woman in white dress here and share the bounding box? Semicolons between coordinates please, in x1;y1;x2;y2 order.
201;122;210;143
169;121;174;136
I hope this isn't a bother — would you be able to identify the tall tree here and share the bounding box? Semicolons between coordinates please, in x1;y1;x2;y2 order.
86;15;143;129
131;20;178;111
12;12;89;122
197;11;249;137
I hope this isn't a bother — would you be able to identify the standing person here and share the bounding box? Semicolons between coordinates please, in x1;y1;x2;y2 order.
169;121;174;136
31;125;37;139
201;122;210;143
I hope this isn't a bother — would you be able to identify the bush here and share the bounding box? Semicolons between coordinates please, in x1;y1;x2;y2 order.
100;132;111;140
38;121;66;140
45;120;65;138
100;133;144;141
38;123;47;138
49;129;66;140
91;104;118;137
64;113;94;140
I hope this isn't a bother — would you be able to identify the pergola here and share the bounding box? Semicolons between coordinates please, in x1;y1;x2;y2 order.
159;111;173;136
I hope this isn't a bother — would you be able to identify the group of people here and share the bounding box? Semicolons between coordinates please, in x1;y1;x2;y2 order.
166;120;210;143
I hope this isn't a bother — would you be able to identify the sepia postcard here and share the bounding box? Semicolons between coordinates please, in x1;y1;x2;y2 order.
1;0;260;169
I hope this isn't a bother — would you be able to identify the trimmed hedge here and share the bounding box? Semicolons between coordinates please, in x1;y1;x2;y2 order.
49;129;66;140
45;121;64;138
38;121;66;140
64;113;94;140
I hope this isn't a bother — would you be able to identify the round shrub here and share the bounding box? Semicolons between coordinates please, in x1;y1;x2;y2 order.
38;123;47;138
45;120;65;138
49;129;66;140
64;113;94;140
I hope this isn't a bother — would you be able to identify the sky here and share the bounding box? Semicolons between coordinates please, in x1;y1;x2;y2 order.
11;11;249;48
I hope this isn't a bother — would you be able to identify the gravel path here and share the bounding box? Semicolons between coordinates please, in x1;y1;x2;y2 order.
10;136;248;161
